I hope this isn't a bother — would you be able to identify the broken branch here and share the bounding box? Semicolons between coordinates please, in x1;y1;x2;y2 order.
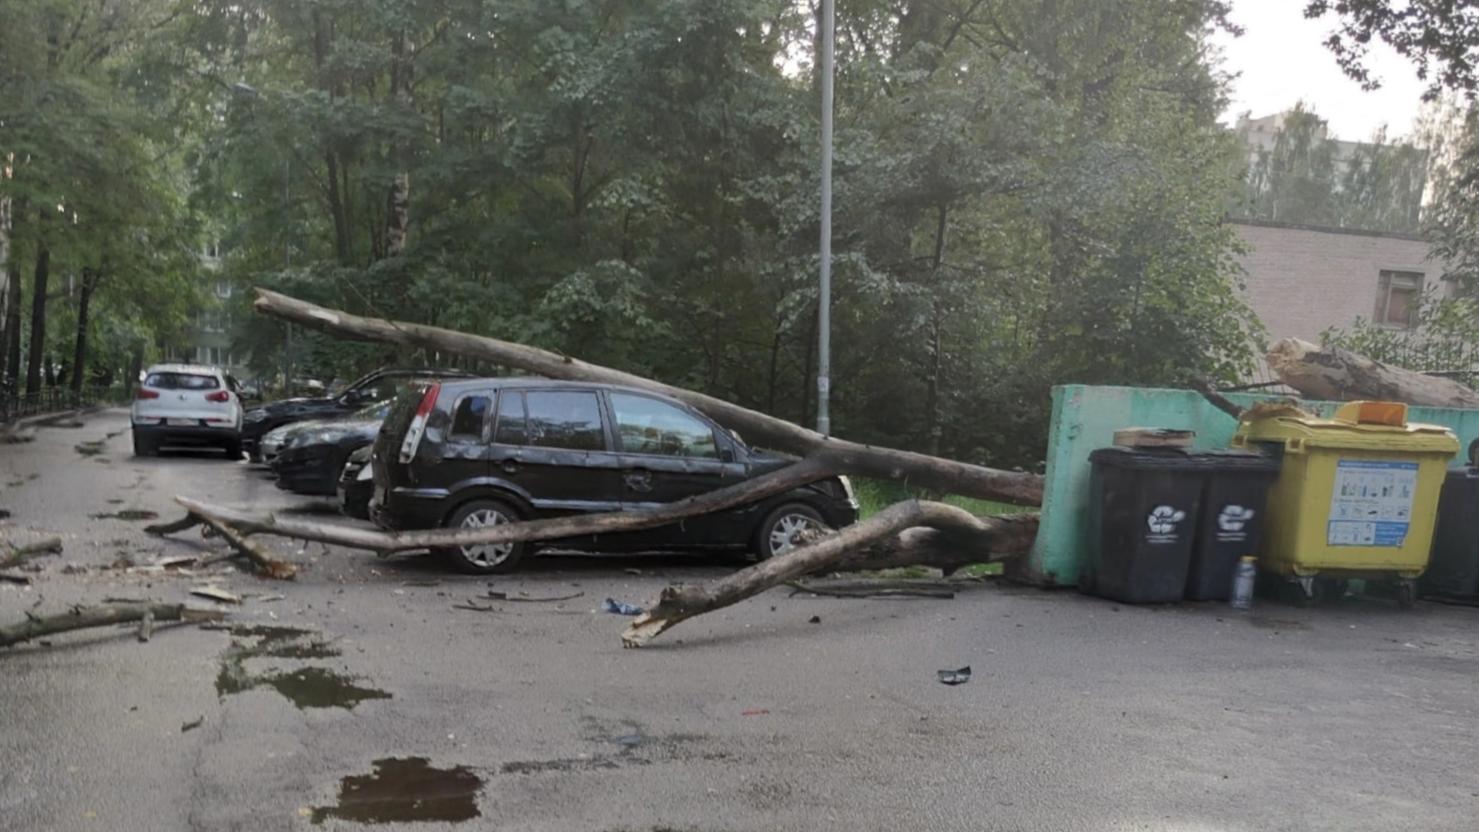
621;502;1034;647
195;514;298;580
0;603;226;649
1268;337;1479;407
0;537;63;570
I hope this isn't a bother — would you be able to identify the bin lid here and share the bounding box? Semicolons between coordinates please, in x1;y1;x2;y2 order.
1236;400;1459;455
1089;446;1275;471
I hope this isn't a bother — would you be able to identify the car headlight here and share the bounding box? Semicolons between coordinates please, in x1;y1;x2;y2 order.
355;462;374;482
262;426;292;445
290;429;338;448
244;409;268;422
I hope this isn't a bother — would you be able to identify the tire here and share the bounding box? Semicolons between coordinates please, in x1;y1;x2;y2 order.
753;503;828;560
223;439;243;460
1396;581;1417;609
132;430;157;457
437;498;528;574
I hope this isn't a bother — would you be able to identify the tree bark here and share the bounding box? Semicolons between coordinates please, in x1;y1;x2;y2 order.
25;229;48;396
620;501;1034;647
0;603;225;649
0;193;10;379
251;289;1045;505
70;268;96;395
3;261;19;389
383;29;411;259
1268;337;1479;408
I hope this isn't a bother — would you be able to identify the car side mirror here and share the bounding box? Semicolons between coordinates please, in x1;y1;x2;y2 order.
720;448;736;463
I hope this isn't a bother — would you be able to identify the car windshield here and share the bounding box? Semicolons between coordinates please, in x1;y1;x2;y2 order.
145;372;219;390
353;401;391;420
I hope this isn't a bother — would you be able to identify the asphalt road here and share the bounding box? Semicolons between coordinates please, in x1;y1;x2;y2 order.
2;409;1478;831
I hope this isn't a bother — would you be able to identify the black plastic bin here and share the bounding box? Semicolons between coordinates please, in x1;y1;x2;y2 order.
1086;447;1207;603
1424;467;1479;599
1185;450;1279;601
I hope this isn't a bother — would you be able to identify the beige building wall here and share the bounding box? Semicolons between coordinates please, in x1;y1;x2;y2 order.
1231;219;1446;344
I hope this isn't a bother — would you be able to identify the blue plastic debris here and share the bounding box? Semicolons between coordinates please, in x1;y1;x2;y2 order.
601;598;644;616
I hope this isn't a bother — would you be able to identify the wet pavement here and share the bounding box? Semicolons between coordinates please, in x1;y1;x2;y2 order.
3;409;1479;831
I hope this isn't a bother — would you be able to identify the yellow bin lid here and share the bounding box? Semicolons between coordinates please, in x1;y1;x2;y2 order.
1236;401;1460;454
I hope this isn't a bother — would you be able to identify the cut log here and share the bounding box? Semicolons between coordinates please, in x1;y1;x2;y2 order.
0;537;62;569
1268;338;1479;408
0;603;226;649
620;502;1035;647
252;289;1043;506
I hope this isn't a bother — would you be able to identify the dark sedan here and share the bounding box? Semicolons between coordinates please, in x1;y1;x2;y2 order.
272;402;388;495
242;367;471;461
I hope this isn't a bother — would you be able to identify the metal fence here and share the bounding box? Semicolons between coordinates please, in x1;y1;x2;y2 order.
0;384;124;425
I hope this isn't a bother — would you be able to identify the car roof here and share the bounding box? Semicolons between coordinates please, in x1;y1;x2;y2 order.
435;377;691;401
144;363;224;377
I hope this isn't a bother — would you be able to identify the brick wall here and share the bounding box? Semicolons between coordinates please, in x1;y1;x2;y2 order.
1230;219;1445;343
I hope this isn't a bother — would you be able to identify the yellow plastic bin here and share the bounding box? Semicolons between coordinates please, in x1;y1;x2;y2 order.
1232;401;1458;604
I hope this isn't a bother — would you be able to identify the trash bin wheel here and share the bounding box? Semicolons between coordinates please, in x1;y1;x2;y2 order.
1395;580;1417;609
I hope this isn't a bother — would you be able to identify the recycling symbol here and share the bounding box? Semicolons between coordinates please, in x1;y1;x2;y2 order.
1146;505;1186;534
1219;505;1255;532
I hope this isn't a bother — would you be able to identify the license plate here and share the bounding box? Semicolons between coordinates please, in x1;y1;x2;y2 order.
167;418;198;426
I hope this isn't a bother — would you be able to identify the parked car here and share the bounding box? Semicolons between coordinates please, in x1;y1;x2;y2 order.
369;378;859;573
240;367;472;460
131;364;244;458
271;401;390;495
338;445;374;520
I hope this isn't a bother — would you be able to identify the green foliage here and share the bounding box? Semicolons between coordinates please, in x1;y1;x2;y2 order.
1235;103;1429;233
1322;288;1479;377
6;0;1276;472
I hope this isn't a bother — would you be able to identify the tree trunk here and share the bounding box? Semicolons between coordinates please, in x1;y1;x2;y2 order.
383;28;411;259
24;234;48;397
924;204;948;456
325;151;351;265
3;262;19;389
70;268;95;395
0;194;10;379
251;289;1045;504
1268;337;1479;408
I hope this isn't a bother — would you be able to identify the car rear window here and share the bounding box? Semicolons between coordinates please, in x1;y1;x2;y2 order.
144;372;219;390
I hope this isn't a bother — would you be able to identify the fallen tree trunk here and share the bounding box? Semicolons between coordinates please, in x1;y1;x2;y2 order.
621;501;1032;647
253;289;1043;506
0;603;226;648
168;458;837;554
1268;338;1479;408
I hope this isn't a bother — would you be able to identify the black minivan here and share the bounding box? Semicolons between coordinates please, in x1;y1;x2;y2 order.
370;378;859;573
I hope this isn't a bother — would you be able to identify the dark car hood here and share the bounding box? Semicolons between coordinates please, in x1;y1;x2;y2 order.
249;396;339;417
295;417;383;442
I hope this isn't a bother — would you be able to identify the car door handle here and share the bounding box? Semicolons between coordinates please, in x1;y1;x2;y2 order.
623;469;653;493
499;459;519;475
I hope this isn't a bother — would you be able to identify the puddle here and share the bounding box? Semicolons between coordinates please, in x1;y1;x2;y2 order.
91;509;160;521
216;626;387;710
75;441;106;456
311;757;482;825
1249;617;1310;631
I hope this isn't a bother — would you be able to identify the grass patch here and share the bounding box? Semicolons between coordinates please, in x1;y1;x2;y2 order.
851;477;1032;519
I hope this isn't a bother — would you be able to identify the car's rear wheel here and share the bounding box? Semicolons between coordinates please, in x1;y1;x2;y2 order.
132;430;157;457
437;498;528;574
223;439;243;460
754;503;827;560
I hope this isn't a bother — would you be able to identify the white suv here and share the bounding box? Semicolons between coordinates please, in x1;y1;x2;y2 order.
131;364;244;458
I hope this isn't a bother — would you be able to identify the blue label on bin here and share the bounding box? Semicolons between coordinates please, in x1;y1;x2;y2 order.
1326;459;1417;547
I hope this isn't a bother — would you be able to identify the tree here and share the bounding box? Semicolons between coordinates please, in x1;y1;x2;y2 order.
1305;1;1479;100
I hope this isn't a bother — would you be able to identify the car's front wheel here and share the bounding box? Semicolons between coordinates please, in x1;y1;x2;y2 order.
754;503;828;560
437;499;528;574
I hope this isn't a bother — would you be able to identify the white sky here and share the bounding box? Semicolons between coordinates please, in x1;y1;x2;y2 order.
1213;0;1430;143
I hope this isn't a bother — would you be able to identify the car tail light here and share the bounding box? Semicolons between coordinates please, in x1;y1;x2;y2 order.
399;383;441;463
135;388;159;400
205;390;231;403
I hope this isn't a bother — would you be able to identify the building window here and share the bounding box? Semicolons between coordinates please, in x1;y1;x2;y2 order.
215;279;232;298
1376;270;1423;328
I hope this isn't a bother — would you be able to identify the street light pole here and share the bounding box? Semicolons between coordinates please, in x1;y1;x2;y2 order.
816;0;835;437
